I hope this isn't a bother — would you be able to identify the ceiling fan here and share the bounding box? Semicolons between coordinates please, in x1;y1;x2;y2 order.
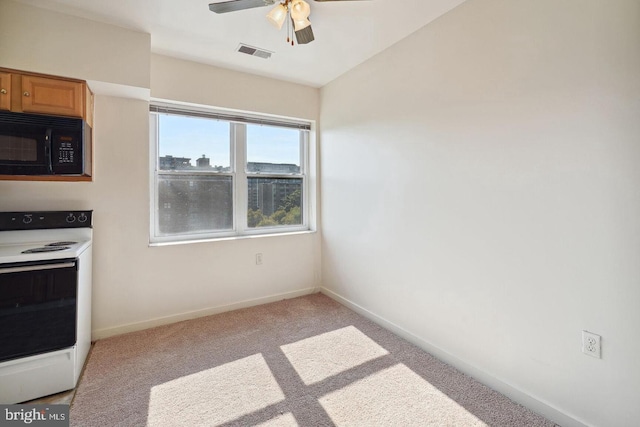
209;0;370;46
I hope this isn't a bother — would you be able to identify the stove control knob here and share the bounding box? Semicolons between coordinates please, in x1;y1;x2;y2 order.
66;213;76;223
22;215;33;224
78;213;88;223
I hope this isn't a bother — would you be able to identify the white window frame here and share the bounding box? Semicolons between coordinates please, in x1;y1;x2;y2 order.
149;102;313;245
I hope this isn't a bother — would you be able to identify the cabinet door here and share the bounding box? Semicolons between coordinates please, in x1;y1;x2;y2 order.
21;75;84;118
0;72;10;111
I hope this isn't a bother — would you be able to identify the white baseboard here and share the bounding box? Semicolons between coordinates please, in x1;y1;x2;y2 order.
92;287;317;340
320;287;587;427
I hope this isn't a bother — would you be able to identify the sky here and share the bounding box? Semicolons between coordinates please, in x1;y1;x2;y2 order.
158;114;301;168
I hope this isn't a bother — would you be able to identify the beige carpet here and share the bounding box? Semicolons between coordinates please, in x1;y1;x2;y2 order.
70;293;556;426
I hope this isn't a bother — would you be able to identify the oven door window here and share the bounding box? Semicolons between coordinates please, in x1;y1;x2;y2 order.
0;259;77;363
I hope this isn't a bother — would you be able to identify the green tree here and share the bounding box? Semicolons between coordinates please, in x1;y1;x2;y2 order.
279;189;301;212
258;217;278;227
248;209;264;228
282;206;301;225
271;209;287;224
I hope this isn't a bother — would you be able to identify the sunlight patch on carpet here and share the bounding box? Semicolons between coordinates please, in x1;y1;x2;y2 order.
281;325;389;385
255;412;299;427
319;363;488;427
147;353;285;426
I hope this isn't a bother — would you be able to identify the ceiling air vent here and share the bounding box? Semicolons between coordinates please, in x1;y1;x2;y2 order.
237;43;273;59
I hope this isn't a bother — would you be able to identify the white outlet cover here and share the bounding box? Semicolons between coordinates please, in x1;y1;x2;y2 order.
582;331;601;359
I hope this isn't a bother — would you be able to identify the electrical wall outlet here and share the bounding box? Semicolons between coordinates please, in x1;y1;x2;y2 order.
256;253;263;265
582;331;601;359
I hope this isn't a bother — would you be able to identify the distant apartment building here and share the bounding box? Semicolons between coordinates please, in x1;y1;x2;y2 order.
159;155;192;170
157;155;300;232
246;162;301;217
247;162;300;174
157;175;233;234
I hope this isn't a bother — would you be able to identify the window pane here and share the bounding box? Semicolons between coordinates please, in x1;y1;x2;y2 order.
158;114;230;172
247;177;302;228
246;125;300;174
158;175;233;235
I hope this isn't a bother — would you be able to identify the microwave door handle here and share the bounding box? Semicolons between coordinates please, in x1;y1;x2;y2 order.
45;128;53;174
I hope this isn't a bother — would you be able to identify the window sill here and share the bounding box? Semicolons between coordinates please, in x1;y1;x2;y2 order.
149;229;317;247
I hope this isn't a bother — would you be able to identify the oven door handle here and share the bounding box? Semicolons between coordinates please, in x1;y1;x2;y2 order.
0;262;76;274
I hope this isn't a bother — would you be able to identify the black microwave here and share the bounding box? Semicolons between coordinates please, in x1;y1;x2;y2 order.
0;111;91;176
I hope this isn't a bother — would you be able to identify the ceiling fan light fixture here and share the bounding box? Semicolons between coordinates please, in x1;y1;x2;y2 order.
293;17;311;31
290;0;311;20
211;0;372;45
266;3;287;29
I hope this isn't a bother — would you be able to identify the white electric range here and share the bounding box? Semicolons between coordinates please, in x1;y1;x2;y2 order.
0;211;93;404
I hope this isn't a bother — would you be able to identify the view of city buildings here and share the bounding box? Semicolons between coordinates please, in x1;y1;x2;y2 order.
157;155;302;235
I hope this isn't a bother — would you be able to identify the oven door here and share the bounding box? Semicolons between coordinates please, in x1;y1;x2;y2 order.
0;259;78;363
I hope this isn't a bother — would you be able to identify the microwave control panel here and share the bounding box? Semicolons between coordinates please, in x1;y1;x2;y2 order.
54;135;78;165
51;128;84;175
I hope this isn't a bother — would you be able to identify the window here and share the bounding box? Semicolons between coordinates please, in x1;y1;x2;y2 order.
150;103;312;243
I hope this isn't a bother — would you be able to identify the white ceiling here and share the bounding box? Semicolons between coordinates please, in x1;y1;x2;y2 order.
13;0;467;88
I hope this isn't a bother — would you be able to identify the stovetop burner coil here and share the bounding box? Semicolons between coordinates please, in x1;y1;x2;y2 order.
45;241;78;247
21;246;71;254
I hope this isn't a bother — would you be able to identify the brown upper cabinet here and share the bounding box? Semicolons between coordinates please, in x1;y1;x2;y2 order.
0;72;11;111
21;75;84;118
0;68;93;126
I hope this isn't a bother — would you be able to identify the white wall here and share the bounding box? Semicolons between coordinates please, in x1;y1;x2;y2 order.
0;1;321;339
319;1;640;426
0;0;150;88
151;54;319;121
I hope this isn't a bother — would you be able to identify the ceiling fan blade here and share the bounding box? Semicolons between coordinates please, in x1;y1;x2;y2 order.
295;25;315;44
209;0;276;14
